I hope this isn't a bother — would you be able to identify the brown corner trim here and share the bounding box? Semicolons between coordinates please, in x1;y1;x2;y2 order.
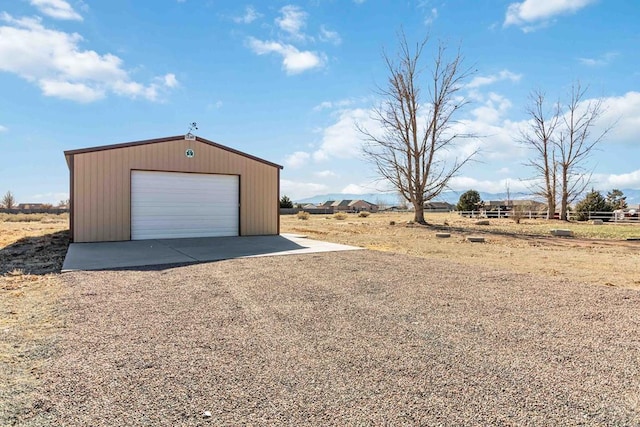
68;155;74;242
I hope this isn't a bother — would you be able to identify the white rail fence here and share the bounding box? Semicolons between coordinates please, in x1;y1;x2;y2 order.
457;209;639;223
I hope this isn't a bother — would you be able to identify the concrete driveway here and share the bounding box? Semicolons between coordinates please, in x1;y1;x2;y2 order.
62;233;361;271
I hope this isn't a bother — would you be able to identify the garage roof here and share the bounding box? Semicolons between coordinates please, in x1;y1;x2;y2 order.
64;135;283;170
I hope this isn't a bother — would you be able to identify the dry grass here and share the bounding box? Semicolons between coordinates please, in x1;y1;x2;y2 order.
0;214;69;425
281;212;640;289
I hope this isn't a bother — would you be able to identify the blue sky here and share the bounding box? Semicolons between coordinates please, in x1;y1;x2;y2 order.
1;0;639;204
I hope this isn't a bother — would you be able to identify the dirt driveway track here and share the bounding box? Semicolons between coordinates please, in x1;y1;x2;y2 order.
27;251;640;426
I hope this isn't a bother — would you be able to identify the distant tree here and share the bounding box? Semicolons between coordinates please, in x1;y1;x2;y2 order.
41;203;54;211
456;190;481;211
1;191;16;210
574;189;611;221
374;197;388;211
58;199;69;208
359;31;477;224
279;195;293;208
606;189;627;210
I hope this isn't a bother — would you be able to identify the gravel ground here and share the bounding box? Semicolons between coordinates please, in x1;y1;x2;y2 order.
25;251;640;426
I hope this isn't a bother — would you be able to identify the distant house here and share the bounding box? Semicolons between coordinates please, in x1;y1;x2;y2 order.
331;200;353;212
348;200;378;213
424;201;454;212
325;199;378;213
17;203;46;210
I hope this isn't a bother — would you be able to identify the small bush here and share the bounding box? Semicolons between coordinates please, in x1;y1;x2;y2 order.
510;207;524;224
334;212;348;220
297;211;310;220
358;211;370;218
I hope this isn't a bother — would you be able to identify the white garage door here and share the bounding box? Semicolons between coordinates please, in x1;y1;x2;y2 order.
131;171;239;240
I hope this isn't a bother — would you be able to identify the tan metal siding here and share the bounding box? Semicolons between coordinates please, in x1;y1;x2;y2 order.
71;138;279;242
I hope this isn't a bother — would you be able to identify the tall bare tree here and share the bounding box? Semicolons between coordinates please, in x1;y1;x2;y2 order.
521;84;612;220
520;90;560;219
1;191;16;210
359;32;476;224
556;83;610;220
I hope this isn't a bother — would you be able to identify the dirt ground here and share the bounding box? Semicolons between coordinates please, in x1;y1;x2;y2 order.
0;215;68;425
1;212;640;425
282;212;640;290
22;252;640;425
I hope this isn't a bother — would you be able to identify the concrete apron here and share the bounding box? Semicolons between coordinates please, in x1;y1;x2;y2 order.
62;234;362;272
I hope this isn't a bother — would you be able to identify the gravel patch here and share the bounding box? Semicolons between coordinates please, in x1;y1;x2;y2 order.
26;251;640;426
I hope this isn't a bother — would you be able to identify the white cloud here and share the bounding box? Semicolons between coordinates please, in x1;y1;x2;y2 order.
504;0;597;30
424;8;438;25
598;91;640;145
315;170;338;178
467;70;522;89
594;170;640;189
0;124;7;132
39;79;104;102
233;6;260;24
247;37;325;74
285;151;311;168
470;92;513;124
341;183;370;194
313;108;377;161
163;73;179;88
275;5;308;40
280;179;329;200
30;0;82;21
0;14;177;102
448;176;530;193
312;98;354;111
578;52;619;67
319;26;341;45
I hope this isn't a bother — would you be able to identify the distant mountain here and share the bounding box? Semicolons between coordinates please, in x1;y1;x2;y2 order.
296;188;640;208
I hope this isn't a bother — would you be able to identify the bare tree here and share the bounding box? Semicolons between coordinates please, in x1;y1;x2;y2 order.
359;32;477;224
521;84;611;220
520;90;560;219
1;191;16;210
556;83;610;220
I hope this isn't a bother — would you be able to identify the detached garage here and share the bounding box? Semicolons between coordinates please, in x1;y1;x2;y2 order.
64;135;283;243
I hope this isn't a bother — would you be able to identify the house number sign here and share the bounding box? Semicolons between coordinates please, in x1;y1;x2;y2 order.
185;149;195;158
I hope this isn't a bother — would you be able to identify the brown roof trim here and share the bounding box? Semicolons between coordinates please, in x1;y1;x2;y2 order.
64;135;283;169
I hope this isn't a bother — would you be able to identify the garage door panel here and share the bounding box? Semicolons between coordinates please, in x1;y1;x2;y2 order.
131;171;239;240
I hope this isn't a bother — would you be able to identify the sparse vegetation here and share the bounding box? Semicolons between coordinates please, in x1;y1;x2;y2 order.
334;212;348;220
296;211;310;220
510;206;525;224
282;211;640;289
358;211;371;218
